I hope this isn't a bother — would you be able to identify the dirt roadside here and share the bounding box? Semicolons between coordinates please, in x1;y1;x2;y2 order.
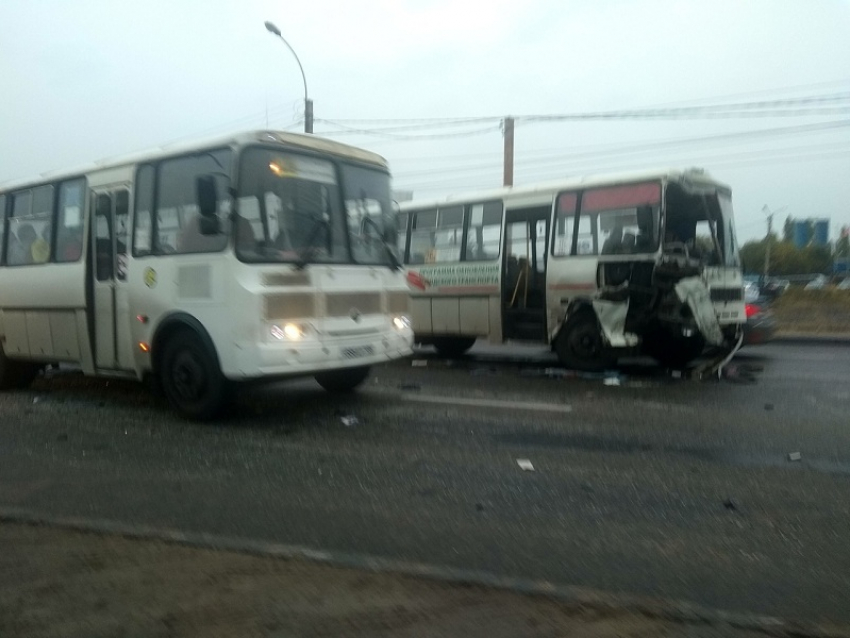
0;521;804;638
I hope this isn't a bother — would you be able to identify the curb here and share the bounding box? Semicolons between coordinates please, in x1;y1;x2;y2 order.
773;334;850;345
2;507;847;638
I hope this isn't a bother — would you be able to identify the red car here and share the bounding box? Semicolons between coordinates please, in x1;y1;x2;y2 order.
742;298;777;346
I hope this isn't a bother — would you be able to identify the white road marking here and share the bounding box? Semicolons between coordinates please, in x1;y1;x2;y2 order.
402;394;572;413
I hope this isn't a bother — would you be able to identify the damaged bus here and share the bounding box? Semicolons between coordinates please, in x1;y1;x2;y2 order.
398;168;745;371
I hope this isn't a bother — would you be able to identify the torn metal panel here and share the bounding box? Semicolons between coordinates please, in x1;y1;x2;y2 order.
674;277;724;346
591;299;639;347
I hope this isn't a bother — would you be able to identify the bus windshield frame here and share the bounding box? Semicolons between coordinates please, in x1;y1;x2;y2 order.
235;146;395;267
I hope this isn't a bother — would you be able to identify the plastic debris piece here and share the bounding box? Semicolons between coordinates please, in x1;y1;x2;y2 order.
32;397;40;404
671;370;683;379
516;458;535;471
788;451;802;462
340;415;360;427
411;359;428;367
603;376;621;386
723;498;737;511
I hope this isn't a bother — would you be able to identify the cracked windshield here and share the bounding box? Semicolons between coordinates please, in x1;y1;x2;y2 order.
2;1;849;636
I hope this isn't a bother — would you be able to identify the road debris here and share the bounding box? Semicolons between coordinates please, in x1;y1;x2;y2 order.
471;367;497;376
398;382;421;391
411;359;428;367
340;415;360;428
764;403;774;411
516;459;535;472
603;376;622;386
723;498;737;511
788;452;802;462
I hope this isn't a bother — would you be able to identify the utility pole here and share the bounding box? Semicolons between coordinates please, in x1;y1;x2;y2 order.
762;205;788;284
763;208;773;284
502;116;514;187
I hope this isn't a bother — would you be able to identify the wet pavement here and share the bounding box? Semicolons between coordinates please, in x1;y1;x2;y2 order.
2;342;850;625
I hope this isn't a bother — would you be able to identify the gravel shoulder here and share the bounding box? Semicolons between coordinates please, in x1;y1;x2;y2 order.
2;521;784;638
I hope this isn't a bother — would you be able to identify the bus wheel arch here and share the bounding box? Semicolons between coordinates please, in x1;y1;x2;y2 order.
553;304;616;372
152;314;226;421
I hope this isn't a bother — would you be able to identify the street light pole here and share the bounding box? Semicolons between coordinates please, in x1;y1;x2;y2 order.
264;21;313;134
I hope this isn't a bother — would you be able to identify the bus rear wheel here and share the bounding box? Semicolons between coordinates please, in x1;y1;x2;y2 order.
0;344;40;390
432;337;476;358
160;330;226;421
315;366;371;393
555;311;615;372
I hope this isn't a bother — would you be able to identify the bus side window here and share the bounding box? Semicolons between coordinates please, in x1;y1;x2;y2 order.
552;192;577;256
133;165;154;257
397;211;409;263
465;201;502;261
409;209;437;265
0;195;5;265
56;179;85;263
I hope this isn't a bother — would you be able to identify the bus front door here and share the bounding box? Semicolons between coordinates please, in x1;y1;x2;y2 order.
502;207;549;342
90;188;134;372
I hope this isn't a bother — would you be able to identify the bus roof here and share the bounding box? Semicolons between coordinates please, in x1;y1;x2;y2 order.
398;167;730;210
1;130;389;192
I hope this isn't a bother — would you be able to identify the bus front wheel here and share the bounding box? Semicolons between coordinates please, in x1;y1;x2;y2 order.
315;366;371;393
0;344;40;390
432;337;476;358
160;330;226;421
555;311;616;372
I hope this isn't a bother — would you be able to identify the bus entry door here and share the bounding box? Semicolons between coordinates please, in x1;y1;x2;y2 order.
90;188;134;371
502;207;550;342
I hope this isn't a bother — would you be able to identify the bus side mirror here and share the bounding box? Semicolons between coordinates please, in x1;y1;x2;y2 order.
196;175;218;217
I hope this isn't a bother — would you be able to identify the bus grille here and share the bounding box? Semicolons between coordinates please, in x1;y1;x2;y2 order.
264;293;315;320
387;291;410;314
710;287;743;302
326;292;381;317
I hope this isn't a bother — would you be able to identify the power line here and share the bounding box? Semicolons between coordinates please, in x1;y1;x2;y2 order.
391;120;850;179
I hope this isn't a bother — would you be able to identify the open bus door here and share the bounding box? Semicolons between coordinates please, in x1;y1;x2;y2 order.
501;206;550;342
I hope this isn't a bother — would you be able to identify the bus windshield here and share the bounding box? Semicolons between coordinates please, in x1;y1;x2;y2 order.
235;147;395;266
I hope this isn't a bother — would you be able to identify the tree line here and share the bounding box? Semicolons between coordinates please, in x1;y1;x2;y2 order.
739;223;850;276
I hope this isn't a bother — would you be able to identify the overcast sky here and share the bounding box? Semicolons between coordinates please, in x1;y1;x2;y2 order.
1;0;848;244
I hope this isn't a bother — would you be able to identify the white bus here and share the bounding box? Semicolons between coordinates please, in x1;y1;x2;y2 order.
398;168;745;371
0;130;413;419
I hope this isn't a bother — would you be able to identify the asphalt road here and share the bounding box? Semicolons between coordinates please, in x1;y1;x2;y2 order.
2;342;850;626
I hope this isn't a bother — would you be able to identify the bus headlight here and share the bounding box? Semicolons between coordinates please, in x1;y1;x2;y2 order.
392;315;412;331
270;322;308;341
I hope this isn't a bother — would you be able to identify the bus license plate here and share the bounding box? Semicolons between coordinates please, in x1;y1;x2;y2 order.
342;345;374;359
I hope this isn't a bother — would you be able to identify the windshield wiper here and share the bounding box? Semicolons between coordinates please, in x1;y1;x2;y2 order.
294;214;330;270
361;215;401;271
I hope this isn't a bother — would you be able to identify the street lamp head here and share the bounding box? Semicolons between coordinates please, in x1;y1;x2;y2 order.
264;21;281;36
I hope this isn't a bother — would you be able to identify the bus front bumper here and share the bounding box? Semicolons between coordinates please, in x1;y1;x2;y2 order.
237;329;413;379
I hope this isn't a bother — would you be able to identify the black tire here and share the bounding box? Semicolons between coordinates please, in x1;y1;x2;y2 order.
315;366;371;393
0;344;40;390
432;337;477;358
159;330;226;421
554;311;616;372
643;331;706;369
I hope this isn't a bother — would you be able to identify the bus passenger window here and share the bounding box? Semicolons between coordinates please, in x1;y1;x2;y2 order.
465;201;502;261
56;179;85;263
409;209;436;265
552;192;577;256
